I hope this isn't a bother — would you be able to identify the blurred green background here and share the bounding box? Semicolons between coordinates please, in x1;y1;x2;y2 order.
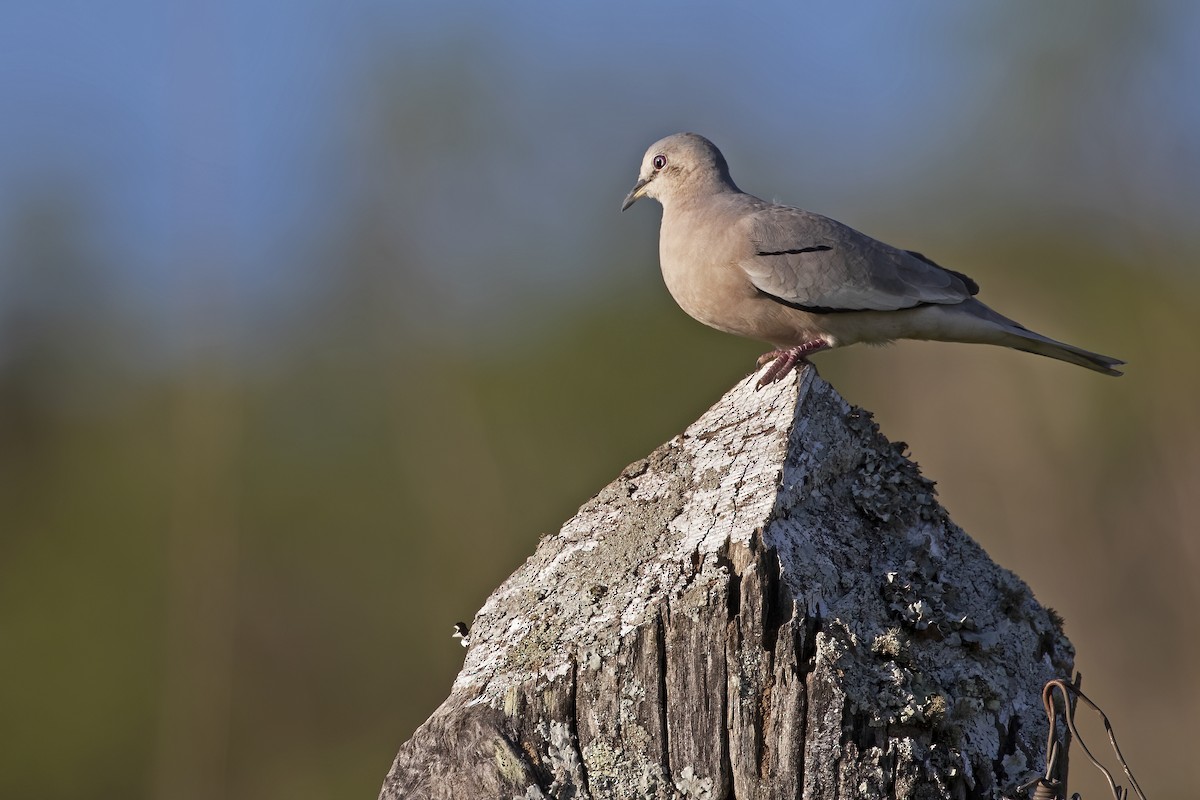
2;1;1197;798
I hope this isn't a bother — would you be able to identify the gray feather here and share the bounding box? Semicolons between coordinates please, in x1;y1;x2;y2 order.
741;205;976;312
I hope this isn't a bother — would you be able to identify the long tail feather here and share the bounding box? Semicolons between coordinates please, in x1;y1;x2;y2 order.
997;330;1124;376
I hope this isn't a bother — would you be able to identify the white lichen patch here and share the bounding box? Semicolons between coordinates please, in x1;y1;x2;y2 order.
545;721;586;797
454;371;807;701
674;765;713;799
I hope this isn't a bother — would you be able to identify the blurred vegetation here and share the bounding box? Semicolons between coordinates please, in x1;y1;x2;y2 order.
2;4;1199;799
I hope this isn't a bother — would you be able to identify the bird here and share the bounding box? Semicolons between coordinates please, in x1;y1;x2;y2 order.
452;621;470;648
621;132;1124;387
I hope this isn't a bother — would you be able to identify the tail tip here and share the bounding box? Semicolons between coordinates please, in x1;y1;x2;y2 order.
1095;356;1125;377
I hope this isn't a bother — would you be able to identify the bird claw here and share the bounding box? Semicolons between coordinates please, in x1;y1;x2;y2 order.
755;341;829;389
756;350;785;368
756;352;800;389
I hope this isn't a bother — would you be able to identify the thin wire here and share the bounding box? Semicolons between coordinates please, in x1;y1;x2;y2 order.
1038;678;1148;800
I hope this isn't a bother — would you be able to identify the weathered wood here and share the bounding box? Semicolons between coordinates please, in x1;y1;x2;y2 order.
378;367;1072;800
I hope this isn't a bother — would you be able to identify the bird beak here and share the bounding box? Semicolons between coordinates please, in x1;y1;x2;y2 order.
621;177;651;211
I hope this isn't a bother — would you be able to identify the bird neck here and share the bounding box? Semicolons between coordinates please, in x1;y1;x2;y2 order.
665;180;743;217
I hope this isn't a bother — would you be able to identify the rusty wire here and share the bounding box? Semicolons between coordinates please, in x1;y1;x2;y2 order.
1013;675;1148;800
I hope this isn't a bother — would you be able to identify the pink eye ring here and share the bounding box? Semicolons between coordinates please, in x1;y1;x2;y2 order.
652;154;667;170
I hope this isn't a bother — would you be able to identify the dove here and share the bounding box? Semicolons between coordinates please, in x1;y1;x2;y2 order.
621;132;1123;386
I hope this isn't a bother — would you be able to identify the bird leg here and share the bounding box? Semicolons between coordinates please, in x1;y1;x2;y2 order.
755;340;829;389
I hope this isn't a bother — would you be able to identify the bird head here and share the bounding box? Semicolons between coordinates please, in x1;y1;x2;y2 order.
622;132;736;211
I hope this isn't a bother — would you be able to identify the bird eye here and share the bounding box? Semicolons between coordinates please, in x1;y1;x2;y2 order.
652;154;667;170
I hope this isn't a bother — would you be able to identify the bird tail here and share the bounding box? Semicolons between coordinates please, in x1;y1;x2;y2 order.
961;300;1125;376
997;329;1124;376
930;299;1125;376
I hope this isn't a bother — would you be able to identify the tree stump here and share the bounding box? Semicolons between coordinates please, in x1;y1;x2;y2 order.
378;367;1072;800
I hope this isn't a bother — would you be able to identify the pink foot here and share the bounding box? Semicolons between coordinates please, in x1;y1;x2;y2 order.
755;340;829;389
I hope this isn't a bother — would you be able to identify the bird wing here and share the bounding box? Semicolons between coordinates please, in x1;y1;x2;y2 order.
739;205;978;312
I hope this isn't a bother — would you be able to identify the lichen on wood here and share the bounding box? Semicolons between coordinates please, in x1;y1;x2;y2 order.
378;367;1072;800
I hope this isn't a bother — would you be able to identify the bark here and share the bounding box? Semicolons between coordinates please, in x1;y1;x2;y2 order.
378;367;1072;800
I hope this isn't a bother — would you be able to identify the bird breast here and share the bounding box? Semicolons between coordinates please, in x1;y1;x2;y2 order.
659;214;747;327
658;207;825;347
